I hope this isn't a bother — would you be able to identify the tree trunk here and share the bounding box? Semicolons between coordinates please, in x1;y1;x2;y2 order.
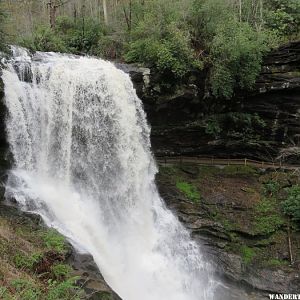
49;0;57;28
103;0;108;25
259;0;263;30
288;218;294;265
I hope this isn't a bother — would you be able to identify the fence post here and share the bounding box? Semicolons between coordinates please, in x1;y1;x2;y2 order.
244;158;247;166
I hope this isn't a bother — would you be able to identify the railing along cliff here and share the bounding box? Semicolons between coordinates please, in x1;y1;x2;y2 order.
157;156;300;170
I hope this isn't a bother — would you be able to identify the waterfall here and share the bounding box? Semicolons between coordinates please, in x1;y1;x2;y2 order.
1;47;217;300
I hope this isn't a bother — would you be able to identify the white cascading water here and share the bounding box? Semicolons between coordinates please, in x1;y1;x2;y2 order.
1;47;218;300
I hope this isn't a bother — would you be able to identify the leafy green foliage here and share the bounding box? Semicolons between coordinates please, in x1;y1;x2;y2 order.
176;180;200;203
21;16;105;55
46;277;81;300
283;185;300;222
14;252;42;270
254;198;284;235
124;0;200;77
224;112;266;141
223;165;258;176
51;264;72;280
191;0;271;98
265;0;300;38
42;229;68;254
22;25;68;53
11;279;41;300
204;113;266;141
263;180;280;197
254;215;284;235
264;258;287;268
8;0;299;95
55;16;104;54
240;245;256;264
0;4;7;52
9;277;81;300
210;21;269;98
205;117;221;138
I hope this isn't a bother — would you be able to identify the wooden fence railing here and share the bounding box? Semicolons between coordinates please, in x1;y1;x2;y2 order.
156;156;300;170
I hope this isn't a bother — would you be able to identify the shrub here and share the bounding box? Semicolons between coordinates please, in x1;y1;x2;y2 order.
0;5;7;52
51;264;72;280
46;277;81;300
42;229;67;254
205;117;221;138
282;185;300;222
191;0;271;98
176;180;200;203
11;279;41;300
124;0;200;77
21;16;106;55
240;245;256;264
209;20;269;98
254;215;284;235
223;165;258;176
263;180;280;197
14;252;42;270
254;198;284;235
21;26;68;53
265;0;300;39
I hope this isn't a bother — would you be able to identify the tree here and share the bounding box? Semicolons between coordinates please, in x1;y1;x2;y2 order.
102;0;108;25
47;0;72;28
190;0;271;98
0;4;6;51
124;0;199;78
283;185;300;222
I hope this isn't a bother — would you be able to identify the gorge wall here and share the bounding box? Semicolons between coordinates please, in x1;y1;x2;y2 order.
129;40;300;163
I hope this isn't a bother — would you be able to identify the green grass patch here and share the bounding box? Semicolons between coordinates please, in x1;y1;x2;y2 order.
263;180;280;197
8;277;82;300
263;258;288;268
223;165;258;176
41;229;68;254
240;245;256;265
14;252;42;271
11;279;41;300
198;166;221;177
176;180;201;203
158;165;177;176
254;215;284;235
254;198;285;235
51;264;72;280
212;212;236;231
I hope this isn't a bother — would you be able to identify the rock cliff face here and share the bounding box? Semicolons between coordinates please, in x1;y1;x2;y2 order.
133;41;300;163
156;163;300;297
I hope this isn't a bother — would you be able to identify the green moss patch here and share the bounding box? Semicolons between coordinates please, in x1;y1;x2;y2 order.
253;198;285;235
223;165;258;176
240;245;256;265
176;180;201;203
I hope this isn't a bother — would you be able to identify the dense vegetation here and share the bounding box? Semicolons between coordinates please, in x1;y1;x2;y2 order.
1;0;299;98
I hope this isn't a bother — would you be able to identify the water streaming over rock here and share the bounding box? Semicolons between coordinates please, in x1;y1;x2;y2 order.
1;47;218;300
